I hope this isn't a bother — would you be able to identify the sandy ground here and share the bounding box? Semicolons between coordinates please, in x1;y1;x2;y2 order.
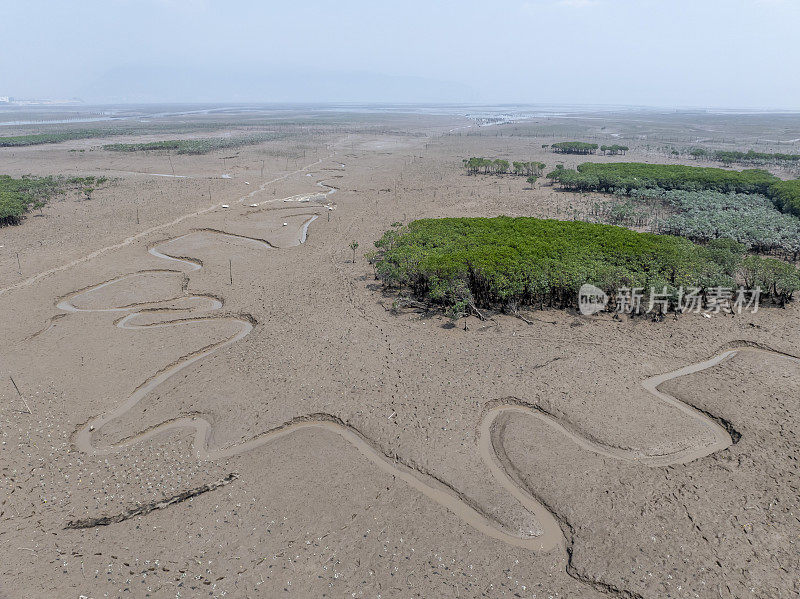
1;110;799;598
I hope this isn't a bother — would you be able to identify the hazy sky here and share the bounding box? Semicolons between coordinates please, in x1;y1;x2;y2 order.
3;0;800;108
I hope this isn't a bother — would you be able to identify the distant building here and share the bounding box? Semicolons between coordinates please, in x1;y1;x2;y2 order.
0;96;10;104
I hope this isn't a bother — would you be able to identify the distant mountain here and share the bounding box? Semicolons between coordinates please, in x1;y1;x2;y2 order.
78;65;478;104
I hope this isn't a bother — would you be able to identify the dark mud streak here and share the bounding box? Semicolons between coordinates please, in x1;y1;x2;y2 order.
678;401;742;445
64;473;238;530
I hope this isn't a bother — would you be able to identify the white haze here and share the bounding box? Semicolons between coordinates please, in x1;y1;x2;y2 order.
2;0;799;110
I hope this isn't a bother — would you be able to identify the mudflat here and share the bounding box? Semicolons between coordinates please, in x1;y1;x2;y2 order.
1;108;798;598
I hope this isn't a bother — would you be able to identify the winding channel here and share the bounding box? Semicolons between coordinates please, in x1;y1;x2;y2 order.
0;153;337;297
59;217;797;554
